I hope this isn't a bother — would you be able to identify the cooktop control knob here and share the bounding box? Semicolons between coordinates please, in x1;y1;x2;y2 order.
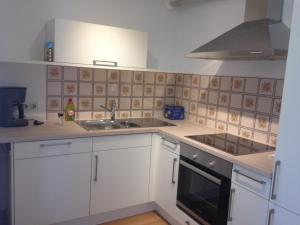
208;161;216;168
192;154;198;160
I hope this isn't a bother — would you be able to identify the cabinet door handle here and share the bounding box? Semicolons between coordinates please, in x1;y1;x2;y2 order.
40;142;72;148
271;160;281;200
94;155;99;182
227;188;235;222
233;169;266;185
267;209;275;225
93;60;118;67
172;158;177;184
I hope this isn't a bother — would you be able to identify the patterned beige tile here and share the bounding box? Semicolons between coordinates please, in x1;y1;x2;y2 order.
131;110;142;118
155;98;165;109
197;117;206;125
48;66;62;80
216;122;227;132
93;98;106;111
47;97;62;111
176;74;184;86
271;117;279;134
230;93;243;109
78;112;92;120
79;82;93;96
190;88;199;101
63;67;78;81
132;98;142;110
108;70;120;83
155;86;165;97
166;86;175;97
269;135;277;146
133;71;144;84
120;70;132;83
255;115;270;132
144;85;154;97
208;90;219;105
64;82;77;96
79;68;93;82
192;75;200;88
132;84;143;97
79;98;92;111
175;87;183;98
199;90;208;103
94;69;107;82
219;92;230;106
175;98;182;106
182;88;190;99
232;78;244;92
197;104;207;116
143;111;153;118
94;83;106;96
119;111;131;119
259;79;274;95
183;75;192;87
206;119;216;129
217;107;228;122
143;98;154;109
166;73;176;85
107;98;119;109
119;98;131;110
240;128;253;139
47;82;62;96
210;77;220;89
243;95;256;111
220;77;232;91
200;76;210;89
182;100;190;112
227;125;239;135
253;131;268;144
275;80;284;97
207;105;217;119
154;110;164;118
189;102;198;114
273;99;282;116
165;97;175;105
155;73;166;85
107;84;119;96
144;72;155;84
120;84;131;97
229;109;241;125
245;78;259;94
188;114;197;123
257;97;272;114
241;112;255;128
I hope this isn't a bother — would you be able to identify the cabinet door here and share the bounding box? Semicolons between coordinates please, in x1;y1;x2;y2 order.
90;146;151;215
271;0;300;215
228;183;268;225
155;148;179;216
14;153;92;225
51;19;148;68
268;203;300;225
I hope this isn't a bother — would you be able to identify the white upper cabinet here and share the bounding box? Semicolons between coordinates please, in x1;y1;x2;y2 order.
46;19;148;68
270;0;300;215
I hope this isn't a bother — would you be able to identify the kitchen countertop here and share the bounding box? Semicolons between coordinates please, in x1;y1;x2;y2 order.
0;119;274;178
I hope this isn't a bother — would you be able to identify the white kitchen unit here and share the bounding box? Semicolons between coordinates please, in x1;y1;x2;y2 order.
13;138;92;225
90;134;151;215
269;0;300;219
46;19;148;68
155;137;180;216
228;166;271;225
267;203;300;225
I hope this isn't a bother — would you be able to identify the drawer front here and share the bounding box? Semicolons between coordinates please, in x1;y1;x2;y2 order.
14;138;92;159
93;134;152;151
232;165;271;199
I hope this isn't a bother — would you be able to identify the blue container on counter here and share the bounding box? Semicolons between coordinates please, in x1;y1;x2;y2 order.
164;105;184;120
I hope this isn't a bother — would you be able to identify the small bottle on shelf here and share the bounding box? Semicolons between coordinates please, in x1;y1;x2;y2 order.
44;42;54;62
64;98;76;121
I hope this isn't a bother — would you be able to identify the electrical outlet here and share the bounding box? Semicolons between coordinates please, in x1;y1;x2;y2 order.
24;102;38;112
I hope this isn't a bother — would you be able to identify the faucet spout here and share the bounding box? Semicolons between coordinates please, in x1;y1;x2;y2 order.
100;101;117;121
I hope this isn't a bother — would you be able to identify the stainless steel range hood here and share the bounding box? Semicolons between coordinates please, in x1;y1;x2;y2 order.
186;0;290;60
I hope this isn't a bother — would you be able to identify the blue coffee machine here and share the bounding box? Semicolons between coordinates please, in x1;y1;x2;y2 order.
0;87;28;127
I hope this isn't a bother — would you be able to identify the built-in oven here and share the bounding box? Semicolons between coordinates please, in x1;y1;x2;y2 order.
177;143;233;225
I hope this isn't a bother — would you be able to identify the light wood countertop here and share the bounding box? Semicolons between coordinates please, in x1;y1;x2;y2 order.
0;119;274;178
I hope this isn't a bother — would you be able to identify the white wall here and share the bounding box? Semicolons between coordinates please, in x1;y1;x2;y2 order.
171;0;293;78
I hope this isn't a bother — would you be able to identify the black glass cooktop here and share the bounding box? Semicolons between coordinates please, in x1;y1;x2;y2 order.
186;133;275;156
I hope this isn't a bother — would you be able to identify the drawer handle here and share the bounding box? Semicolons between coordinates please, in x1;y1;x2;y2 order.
93;60;118;67
94;155;99;182
271;160;281;200
233;169;266;185
40;142;72;148
172;158;177;184
227;188;235;222
267;209;275;225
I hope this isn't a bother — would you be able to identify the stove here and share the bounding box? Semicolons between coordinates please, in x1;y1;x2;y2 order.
186;133;275;156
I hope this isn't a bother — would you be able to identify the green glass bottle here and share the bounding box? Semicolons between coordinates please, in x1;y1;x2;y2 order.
64;98;76;121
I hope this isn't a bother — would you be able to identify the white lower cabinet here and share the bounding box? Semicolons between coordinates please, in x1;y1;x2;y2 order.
268;203;300;225
90;146;151;215
14;151;92;225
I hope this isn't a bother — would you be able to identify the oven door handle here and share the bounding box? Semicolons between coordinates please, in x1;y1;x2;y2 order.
180;160;221;185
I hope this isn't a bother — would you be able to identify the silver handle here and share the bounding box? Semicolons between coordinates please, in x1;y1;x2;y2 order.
267;209;275;225
94;155;99;182
227;188;235;222
93;60;118;67
271;160;281;200
40;142;72;148
172;158;177;184
233;169;266;185
180;160;221;185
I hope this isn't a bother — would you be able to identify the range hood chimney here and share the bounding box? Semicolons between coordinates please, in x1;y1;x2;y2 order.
186;0;290;60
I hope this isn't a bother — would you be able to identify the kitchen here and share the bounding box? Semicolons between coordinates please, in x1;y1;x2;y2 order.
0;0;299;225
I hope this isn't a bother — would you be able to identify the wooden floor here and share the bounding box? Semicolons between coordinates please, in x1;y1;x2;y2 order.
101;212;169;225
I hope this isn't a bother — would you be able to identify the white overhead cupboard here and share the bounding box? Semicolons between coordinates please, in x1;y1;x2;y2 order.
46;19;148;68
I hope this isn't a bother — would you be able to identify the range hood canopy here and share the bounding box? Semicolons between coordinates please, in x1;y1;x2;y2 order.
186;0;290;60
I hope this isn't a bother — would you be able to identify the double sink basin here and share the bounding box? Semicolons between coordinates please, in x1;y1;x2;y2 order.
76;118;175;131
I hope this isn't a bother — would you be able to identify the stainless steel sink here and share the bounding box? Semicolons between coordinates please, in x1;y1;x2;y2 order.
76;118;175;131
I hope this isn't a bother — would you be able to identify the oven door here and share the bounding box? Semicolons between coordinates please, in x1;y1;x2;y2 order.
177;157;231;225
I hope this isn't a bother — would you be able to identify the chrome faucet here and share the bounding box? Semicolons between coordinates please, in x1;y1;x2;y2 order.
100;101;117;122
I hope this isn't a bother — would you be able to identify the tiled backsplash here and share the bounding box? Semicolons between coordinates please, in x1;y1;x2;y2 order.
47;66;283;146
46;66;175;121
175;74;283;146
